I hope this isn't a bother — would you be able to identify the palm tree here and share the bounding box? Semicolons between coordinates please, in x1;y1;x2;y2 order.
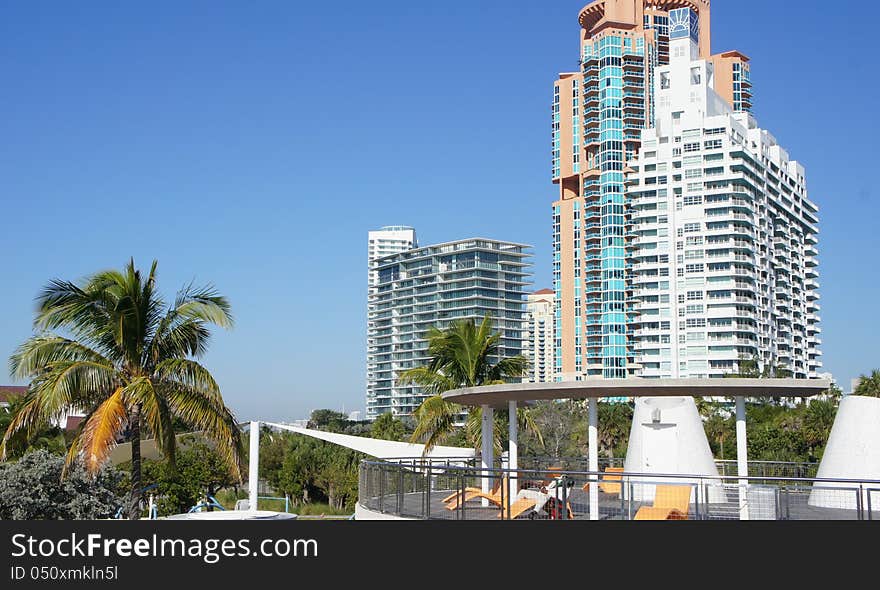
400;315;541;454
463;406;543;457
2;259;243;519
596;402;633;459
853;370;880;397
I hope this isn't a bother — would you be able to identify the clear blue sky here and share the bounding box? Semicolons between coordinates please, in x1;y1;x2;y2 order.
1;1;877;421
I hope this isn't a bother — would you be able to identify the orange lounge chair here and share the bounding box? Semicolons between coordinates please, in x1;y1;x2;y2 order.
442;478;500;504
444;477;509;510
540;467;564;487
500;496;541;520
633;484;692;520
599;467;624;495
499;493;575;520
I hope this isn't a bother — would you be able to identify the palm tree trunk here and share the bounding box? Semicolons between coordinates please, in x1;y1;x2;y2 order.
127;404;142;520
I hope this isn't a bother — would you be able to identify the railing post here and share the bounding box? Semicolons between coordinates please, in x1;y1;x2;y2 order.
378;466;385;514
626;480;633;520
735;396;750;521
248;421;260;512
857;485;864;521
425;466;432;520
397;466;404;515
460;471;466;521
561;477;569;520
868;488;874;521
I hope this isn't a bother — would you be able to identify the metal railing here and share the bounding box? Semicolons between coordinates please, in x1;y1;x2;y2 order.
358;459;879;521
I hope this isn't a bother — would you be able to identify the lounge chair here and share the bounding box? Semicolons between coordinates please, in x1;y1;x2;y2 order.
444;477;509;510
499;477;574;519
500;496;542;520
633;484;692;520
599;467;625;495
539;466;563;487
442;478;500;504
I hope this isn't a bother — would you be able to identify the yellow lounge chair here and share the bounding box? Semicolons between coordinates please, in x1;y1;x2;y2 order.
540;466;563;487
500;496;540;520
499;494;575;520
598;467;625;495
442;478;500;504
633;484;692;520
444;477;509;510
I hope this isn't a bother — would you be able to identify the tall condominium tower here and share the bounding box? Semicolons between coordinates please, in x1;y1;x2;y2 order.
368;226;418;289
524;289;556;383
551;1;791;381
367;226;417;414
366;239;532;419
627;10;821;378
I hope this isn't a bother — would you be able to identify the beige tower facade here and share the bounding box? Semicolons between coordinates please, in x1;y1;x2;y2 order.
524;289;556;383
551;1;757;382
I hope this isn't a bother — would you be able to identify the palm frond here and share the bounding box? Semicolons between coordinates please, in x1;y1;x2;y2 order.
517;407;545;449
489;356;528;382
408;395;461;455
165;387;243;480
146;284;232;365
465;407;505;456
0;394;43;460
154;358;222;401
10;336;113;380
123;376;177;468
61;435;82;478
27;359;118;418
78;387;127;474
398;367;457;395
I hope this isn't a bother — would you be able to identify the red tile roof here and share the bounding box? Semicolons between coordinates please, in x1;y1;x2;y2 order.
0;386;27;404
65;415;85;431
533;288;554;295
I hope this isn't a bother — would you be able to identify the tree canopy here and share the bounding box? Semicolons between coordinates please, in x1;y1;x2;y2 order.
3;259;243;519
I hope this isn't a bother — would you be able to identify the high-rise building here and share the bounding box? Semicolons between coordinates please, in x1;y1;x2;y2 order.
550;1;818;380
524;289;556;383
626;9;821;379
367;226;418;414
368;226;418;290
366;238;532;419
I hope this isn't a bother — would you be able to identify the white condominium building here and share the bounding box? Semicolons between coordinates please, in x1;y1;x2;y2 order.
524;290;556;383
367;226;418;415
626;15;821;379
366;238;532;419
368;226;418;290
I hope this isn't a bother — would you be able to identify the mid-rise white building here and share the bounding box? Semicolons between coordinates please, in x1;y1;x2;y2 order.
626;12;821;379
524;290;555;383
